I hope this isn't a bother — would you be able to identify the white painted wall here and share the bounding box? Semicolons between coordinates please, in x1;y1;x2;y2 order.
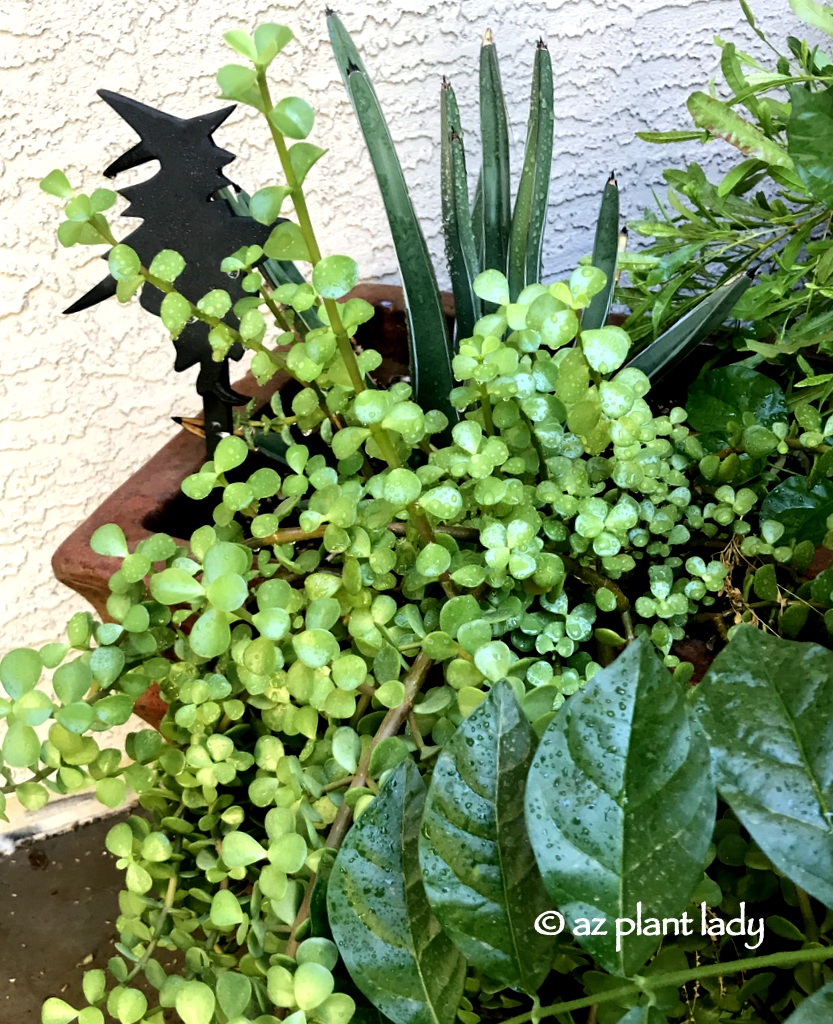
0;0;807;654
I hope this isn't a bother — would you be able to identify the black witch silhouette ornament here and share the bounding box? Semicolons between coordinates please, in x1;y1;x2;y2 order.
65;90;271;454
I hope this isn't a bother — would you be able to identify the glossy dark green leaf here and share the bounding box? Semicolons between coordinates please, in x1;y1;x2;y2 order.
686;365;788;437
525;636;715;977
507;41;554;300
787;84;833;210
328;13;454;426
328;760;466;1024
782;980;833;1023
581;173;620;331
419;680;553;993
626;272;752;383
760;476;833;544
695;628;833;909
471;171;484;270
441;80;479;342
480;31;511;275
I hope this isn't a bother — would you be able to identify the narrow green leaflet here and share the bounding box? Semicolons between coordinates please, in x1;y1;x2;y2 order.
626;271;753;382
507;40;554;301
441;80;479;342
695;628;833;909
787;84;833;210
419;680;553;993
524;636;716;977
480;31;511;275
687;91;795;170
328;760;466;1024
582;173;620;331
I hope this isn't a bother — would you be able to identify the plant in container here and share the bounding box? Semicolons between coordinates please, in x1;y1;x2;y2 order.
2;10;833;1024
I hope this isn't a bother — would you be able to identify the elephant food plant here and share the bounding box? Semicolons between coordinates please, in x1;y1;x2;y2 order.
3;13;833;1024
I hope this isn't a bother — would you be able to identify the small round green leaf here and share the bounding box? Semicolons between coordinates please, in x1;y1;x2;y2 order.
581;326;630;375
148;249;185;283
53;660;94;704
254;23;294;65
269;832;307;873
3;721;41;767
211;889;245;927
160;292;192;338
1;647;42;698
293;629;340;668
222;830;268;868
56;704;94;737
250;185;293;225
214;435;249;473
206;572;248;612
41;997;78;1024
40;169;73;198
216;972;252;1018
271;96;315;139
175;981;216;1024
189;609;232;659
473;269;510;305
293;962;334;1012
312;255;358;299
90;524;128;558
13;690;54;726
108;245;141;281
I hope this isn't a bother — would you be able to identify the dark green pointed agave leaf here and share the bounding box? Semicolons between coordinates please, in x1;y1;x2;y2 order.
419;680;554;993
625;271;752;382
327;760;466;1024
525;636;716;977
327;14;455;427
581;173;620;331
782;980;833;1023
507;40;554;300
441;79;479;342
480;29;511;275
695;628;833;909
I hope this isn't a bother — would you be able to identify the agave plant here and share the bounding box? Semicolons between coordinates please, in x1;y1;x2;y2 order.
326;14;755;414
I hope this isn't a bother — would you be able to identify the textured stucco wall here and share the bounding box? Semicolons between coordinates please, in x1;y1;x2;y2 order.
0;0;804;660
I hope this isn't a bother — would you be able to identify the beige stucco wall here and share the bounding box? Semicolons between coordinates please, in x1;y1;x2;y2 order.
0;0;801;658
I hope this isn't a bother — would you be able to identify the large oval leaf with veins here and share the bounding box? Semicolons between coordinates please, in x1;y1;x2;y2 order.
525;636;715;977
327;760;466;1024
419;680;554;993
695;628;833;909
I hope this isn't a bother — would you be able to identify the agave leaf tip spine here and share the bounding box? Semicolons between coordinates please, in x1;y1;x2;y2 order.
483;27;494;45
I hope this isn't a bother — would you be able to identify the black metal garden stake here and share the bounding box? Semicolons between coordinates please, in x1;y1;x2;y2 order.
64;91;271;456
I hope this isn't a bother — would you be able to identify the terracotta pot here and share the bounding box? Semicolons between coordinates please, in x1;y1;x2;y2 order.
52;285;453;730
